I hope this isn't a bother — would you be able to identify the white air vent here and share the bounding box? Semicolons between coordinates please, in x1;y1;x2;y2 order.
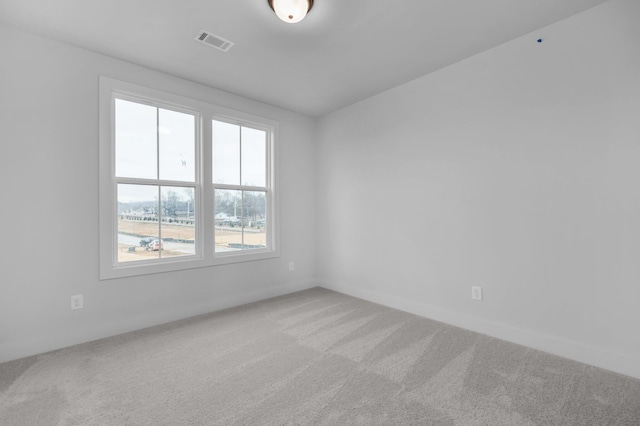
194;30;235;52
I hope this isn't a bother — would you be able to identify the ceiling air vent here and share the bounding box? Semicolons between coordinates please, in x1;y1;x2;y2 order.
194;30;235;52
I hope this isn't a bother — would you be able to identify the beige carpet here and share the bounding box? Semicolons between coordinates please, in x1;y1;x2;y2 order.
1;287;639;425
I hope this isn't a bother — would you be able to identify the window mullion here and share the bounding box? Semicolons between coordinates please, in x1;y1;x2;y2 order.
241;191;245;249
157;186;162;259
238;125;242;187
238;125;243;249
203;114;214;259
156;108;162;259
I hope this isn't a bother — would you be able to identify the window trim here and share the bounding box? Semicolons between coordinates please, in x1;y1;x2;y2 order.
99;77;279;280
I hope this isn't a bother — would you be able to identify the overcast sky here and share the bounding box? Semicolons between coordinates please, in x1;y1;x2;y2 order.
115;99;266;203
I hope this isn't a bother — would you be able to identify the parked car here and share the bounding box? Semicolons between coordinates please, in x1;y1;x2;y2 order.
224;217;242;227
146;239;163;251
140;237;153;247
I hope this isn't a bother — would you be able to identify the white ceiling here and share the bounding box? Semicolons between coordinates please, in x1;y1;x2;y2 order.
0;0;611;117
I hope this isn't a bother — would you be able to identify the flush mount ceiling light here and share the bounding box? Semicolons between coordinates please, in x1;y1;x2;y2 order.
268;0;314;24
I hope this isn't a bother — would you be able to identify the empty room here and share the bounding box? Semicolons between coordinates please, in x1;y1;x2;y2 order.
1;0;639;424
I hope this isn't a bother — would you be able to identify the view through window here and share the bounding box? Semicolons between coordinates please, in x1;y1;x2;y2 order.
115;99;197;263
213;120;268;252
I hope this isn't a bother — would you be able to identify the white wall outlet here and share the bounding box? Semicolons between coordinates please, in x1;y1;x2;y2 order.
471;286;483;301
289;261;295;271
71;294;83;310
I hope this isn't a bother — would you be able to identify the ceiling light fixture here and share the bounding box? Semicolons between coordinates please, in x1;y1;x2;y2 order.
268;0;314;24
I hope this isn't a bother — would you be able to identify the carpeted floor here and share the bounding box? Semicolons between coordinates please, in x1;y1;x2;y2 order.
1;287;639;425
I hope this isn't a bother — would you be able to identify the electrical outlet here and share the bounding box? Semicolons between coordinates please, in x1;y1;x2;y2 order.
71;294;83;310
289;261;295;271
471;286;483;301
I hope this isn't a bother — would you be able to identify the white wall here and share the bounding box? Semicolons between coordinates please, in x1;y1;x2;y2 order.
317;0;640;379
2;0;639;381
0;24;317;362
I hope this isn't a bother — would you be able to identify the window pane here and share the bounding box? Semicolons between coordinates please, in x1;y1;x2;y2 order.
214;189;242;252
159;109;195;182
243;191;267;249
160;187;196;258
213;120;240;185
241;127;266;187
115;99;157;179
117;184;159;262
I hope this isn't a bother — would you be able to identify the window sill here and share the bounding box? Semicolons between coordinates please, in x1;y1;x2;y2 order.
99;249;280;280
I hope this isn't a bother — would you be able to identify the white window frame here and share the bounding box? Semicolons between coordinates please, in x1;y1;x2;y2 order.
99;77;279;279
211;116;274;258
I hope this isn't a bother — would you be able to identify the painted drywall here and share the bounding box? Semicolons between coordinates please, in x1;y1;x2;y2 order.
0;24;317;362
317;0;640;379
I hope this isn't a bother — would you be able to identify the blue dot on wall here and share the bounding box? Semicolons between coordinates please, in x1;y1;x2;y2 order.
537;38;543;43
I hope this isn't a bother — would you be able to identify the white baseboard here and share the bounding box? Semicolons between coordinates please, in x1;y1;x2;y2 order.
188;278;319;317
320;280;640;380
0;278;319;364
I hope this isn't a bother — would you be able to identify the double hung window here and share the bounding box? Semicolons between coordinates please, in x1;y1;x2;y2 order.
114;97;198;264
99;77;278;279
213;119;269;253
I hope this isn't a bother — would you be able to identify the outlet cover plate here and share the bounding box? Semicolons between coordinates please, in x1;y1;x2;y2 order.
71;294;83;310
